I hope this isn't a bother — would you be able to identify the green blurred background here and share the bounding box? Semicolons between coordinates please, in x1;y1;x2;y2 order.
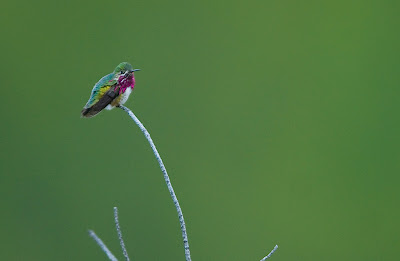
1;0;399;260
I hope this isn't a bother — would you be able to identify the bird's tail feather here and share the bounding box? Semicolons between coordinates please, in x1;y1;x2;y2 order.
81;107;99;118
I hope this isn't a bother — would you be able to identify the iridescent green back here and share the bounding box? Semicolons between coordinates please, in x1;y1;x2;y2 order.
84;73;116;109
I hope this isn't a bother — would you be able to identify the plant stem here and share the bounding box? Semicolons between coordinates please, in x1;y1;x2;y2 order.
114;207;130;261
260;245;278;260
118;105;192;261
88;230;118;261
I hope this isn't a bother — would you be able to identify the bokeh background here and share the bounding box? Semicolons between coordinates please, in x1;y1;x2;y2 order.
1;0;399;260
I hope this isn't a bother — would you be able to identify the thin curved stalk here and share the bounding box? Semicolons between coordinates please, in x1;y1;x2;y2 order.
118;105;192;261
114;207;130;261
260;245;278;260
88;230;118;261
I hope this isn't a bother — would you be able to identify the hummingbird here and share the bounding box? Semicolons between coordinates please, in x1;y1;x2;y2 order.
81;62;140;118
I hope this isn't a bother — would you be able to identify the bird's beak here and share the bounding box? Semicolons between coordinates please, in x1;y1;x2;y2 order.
131;69;140;72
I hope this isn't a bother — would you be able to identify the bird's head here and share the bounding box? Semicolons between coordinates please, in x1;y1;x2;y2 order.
113;62;140;94
113;62;140;80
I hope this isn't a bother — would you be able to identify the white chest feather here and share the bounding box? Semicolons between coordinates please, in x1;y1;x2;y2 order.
119;87;132;105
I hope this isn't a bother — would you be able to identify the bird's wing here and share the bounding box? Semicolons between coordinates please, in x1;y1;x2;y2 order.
81;86;121;117
83;73;117;109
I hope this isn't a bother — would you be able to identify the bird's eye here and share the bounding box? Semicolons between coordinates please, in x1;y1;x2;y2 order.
120;71;125;74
